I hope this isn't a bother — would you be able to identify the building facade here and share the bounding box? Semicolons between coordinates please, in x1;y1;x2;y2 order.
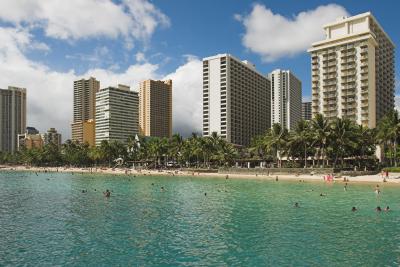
71;120;95;146
302;102;312;121
268;69;302;130
203;54;271;146
71;77;99;145
0;86;27;153
41;128;62;147
18;133;43;150
95;85;139;145
139;79;172;138
308;12;395;128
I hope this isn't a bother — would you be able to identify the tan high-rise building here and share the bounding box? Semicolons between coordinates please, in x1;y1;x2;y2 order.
0;86;26;153
71;77;99;145
308;12;395;128
71;120;95;147
139;79;172;138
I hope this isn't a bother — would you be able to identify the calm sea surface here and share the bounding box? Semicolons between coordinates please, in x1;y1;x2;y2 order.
0;171;400;266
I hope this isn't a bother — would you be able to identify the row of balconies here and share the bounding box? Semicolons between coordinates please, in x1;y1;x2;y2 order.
323;66;337;72
341;71;356;78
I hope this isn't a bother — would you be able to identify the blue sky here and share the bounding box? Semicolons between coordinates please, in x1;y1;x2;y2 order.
0;0;398;139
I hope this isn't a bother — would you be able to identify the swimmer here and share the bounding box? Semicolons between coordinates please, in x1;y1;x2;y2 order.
294;202;299;208
151;183;154;186
384;206;390;211
376;206;382;212
275;176;279;181
351;207;357;212
161;186;165;192
226;175;229;179
344;184;347;191
204;192;207;196
374;184;380;195
320;193;326;197
103;189;111;197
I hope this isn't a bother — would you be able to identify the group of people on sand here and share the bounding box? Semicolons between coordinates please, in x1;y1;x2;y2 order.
324;174;334;182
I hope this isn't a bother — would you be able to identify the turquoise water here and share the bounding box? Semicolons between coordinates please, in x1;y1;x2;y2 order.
0;171;400;266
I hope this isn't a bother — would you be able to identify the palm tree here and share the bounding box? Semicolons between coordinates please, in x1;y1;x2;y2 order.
169;133;183;165
354;125;376;168
287;120;313;167
311;114;330;167
377;110;400;166
263;123;288;168
329;118;357;167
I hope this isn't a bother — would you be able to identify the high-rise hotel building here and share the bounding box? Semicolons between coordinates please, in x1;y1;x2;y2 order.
71;77;99;146
268;69;302;130
95;85;139;145
308;12;395;128
302;102;312;121
203;54;271;146
139;79;172;138
0;86;26;153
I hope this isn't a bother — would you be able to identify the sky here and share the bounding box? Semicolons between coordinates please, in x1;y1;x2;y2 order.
0;0;399;140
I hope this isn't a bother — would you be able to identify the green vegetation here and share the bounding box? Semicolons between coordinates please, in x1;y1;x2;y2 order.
1;110;400;170
382;167;400;173
0;132;237;168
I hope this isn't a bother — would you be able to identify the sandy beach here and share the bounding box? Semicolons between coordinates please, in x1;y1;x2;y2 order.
1;164;400;185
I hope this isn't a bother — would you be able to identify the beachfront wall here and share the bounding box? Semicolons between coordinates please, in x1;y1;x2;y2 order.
219;167;337;175
219;168;380;176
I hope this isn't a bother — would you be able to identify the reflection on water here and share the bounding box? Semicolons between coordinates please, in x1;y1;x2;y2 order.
0;171;399;266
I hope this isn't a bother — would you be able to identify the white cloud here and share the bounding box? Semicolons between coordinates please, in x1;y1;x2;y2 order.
0;27;201;140
236;4;349;62
135;52;146;62
164;57;203;136
0;0;169;45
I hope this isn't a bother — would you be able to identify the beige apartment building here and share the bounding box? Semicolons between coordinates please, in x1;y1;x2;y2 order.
308;12;395;128
71;120;95;147
139;79;172;138
0;86;26;153
41;128;62;147
71;77;99;145
18;133;43;150
203;54;271;146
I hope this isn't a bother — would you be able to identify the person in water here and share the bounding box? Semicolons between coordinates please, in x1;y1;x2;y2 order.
294;202;299;208
374;184;380;195
103;189;111;197
384;206;390;211
376;206;382;212
351;207;357;212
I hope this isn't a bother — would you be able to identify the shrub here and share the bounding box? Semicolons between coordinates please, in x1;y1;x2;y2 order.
382;167;400;173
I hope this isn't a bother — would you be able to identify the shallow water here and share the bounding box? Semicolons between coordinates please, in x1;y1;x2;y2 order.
0;171;399;266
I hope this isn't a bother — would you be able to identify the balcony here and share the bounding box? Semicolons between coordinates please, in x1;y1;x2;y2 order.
342;64;356;71
323;74;336;80
341;91;356;97
323;107;337;112
341;78;356;84
341;71;356;77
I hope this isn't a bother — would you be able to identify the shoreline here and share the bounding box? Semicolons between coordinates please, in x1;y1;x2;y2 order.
1;165;400;185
